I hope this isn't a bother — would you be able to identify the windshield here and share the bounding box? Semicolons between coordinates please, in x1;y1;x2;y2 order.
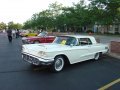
53;36;77;46
38;31;47;37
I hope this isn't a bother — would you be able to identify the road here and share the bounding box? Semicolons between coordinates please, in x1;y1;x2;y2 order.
0;33;120;90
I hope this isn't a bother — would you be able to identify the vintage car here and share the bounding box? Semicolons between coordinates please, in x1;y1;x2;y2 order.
21;35;109;72
22;31;55;44
20;30;38;37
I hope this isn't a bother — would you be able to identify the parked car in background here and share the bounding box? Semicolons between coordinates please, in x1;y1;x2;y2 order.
20;30;37;37
22;35;109;72
22;31;55;44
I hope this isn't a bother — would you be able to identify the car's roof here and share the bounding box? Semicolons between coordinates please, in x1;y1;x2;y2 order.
58;34;94;38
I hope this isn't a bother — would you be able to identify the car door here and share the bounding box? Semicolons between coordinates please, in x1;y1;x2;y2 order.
45;36;55;43
39;37;46;43
68;38;94;64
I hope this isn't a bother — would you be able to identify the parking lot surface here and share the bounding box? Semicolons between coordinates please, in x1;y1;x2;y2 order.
0;33;120;90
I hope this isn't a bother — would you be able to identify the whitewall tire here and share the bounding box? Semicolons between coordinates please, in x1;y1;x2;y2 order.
52;56;64;72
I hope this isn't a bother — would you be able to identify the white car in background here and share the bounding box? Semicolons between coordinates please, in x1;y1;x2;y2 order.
22;35;109;72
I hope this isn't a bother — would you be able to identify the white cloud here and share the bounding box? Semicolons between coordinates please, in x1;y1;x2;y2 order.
0;0;89;24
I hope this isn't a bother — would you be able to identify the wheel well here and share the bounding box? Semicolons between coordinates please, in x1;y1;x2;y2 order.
98;52;102;55
99;52;102;57
55;54;70;65
96;52;102;55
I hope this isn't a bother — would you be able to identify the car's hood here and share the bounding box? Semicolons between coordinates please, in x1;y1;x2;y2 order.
23;43;69;52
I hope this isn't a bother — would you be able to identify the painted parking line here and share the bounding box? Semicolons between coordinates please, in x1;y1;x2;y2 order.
98;78;120;90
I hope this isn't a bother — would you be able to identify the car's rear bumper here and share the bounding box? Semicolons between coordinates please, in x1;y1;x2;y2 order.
22;52;54;65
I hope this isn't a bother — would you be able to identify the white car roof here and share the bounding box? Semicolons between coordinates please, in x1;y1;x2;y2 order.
58;35;97;44
59;34;94;39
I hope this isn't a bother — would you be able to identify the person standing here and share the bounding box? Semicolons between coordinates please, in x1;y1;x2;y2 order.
12;29;16;38
7;28;12;42
16;29;20;38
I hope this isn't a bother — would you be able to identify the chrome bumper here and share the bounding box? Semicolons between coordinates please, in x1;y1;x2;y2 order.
22;53;54;65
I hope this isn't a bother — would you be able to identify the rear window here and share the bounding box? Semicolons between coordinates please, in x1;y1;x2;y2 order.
78;38;92;46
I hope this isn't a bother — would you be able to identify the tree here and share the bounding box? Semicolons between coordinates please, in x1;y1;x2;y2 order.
14;23;23;29
23;0;119;33
23;2;63;31
56;0;92;32
23;20;32;29
48;1;63;17
8;21;14;29
8;21;23;29
0;22;7;30
88;0;120;24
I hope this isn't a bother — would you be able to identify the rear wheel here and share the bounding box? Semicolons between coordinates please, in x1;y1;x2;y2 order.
51;56;64;72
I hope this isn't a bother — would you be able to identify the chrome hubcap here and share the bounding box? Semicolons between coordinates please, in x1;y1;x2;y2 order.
55;58;64;71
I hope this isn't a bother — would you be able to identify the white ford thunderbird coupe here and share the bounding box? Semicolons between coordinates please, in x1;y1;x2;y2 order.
22;35;109;72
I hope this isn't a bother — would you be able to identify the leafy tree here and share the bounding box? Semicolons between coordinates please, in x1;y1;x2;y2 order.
88;0;120;24
48;1;63;17
14;23;23;29
23;0;119;33
8;21;23;29
23;2;63;31
23;20;32;29
0;22;7;30
56;0;92;32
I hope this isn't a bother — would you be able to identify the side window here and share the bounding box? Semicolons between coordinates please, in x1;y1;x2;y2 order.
78;38;92;46
66;37;77;46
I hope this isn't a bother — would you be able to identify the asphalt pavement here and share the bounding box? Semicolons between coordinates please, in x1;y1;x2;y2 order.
0;33;120;90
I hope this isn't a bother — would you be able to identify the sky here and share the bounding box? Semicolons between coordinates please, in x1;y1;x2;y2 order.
0;0;88;24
